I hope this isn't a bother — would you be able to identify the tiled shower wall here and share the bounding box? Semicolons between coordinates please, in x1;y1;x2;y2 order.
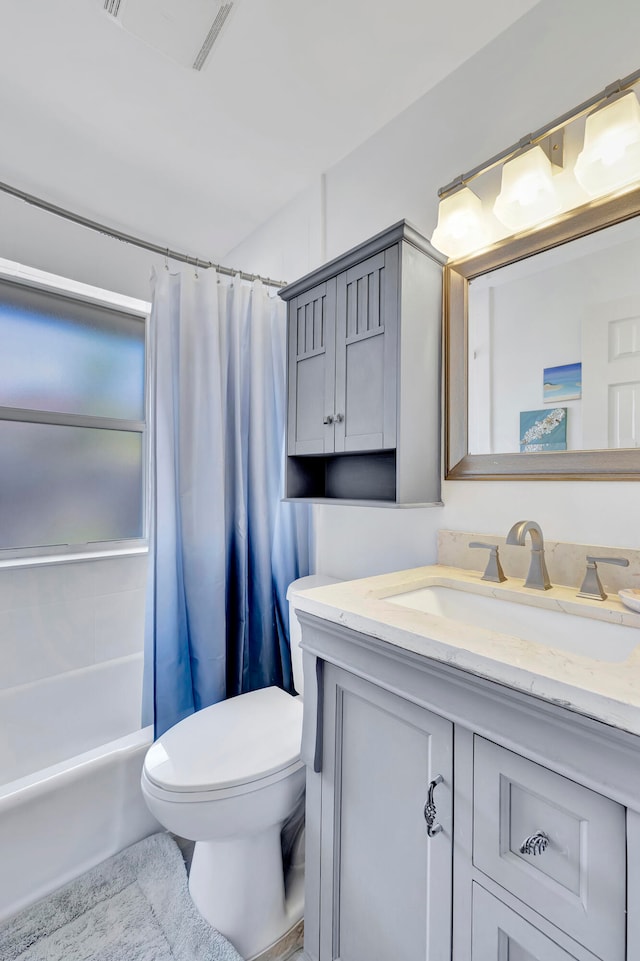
0;553;147;705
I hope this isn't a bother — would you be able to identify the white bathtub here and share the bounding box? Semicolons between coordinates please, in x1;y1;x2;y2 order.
0;654;160;921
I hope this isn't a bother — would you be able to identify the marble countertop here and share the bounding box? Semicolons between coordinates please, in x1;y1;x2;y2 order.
292;565;640;737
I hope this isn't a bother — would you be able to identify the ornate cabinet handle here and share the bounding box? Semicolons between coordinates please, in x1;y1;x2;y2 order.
519;831;549;856
424;774;444;838
323;414;334;425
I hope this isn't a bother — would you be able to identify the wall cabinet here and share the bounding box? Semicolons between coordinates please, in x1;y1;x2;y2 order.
298;612;640;961
280;222;444;505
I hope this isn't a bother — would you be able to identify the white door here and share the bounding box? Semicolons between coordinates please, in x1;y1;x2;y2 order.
582;294;640;449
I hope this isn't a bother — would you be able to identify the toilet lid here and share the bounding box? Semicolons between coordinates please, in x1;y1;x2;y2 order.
143;686;303;793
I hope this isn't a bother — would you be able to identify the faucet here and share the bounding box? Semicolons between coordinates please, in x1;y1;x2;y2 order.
506;520;552;591
577;555;629;600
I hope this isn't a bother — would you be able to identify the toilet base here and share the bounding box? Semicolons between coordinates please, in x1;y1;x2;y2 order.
250;918;304;961
188;826;304;960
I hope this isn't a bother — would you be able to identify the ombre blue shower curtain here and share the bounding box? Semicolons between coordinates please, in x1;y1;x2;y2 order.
143;267;311;738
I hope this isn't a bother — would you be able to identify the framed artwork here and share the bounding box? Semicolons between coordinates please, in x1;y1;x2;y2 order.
543;362;582;403
520;408;567;452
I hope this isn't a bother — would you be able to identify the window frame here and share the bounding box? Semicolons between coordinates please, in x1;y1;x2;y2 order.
0;257;151;564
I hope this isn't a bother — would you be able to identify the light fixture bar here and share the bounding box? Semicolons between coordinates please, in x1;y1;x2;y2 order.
438;67;640;198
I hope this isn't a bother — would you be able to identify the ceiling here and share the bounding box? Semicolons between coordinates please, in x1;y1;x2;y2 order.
0;0;542;260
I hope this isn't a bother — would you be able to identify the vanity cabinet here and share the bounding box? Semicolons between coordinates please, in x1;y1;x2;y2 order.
317;663;452;961
298;612;640;961
472;737;626;961
279;222;444;505
471;885;584;960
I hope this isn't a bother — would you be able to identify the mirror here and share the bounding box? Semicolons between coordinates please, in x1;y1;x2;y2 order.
445;185;640;479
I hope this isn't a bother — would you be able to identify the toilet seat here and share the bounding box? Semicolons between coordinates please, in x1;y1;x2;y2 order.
143;686;303;800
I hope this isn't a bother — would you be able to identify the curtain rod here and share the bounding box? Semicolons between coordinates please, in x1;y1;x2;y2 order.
0;179;288;289
438;66;640;198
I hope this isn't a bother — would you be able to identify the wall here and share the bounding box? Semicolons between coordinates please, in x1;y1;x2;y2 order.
225;0;640;580
0;194;160;772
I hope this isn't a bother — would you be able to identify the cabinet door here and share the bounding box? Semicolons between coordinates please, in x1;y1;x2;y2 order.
287;279;337;454
472;884;583;960
319;664;453;961
333;246;398;453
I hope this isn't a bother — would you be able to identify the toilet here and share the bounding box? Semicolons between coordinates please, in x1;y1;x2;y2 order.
141;574;339;960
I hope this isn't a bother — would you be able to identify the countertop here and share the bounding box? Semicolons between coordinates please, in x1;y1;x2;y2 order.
292;565;640;737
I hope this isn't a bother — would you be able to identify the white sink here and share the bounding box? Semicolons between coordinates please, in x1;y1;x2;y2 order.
385;584;639;663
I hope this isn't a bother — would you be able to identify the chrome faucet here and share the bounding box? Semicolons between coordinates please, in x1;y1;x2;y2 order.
506;520;552;591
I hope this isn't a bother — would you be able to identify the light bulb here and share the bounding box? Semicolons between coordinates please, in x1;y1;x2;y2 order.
431;187;489;259
574;91;640;197
493;145;563;231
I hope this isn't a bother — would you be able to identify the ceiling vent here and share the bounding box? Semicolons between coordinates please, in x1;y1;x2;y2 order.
103;0;125;15
192;4;233;71
102;0;238;71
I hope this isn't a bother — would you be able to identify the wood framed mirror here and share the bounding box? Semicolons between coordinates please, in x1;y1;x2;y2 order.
444;184;640;480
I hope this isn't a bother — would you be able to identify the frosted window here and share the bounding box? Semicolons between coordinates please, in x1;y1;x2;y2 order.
0;422;143;550
0;279;145;419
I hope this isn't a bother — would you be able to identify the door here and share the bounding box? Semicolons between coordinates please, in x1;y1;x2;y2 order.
582;294;640;449
471;884;582;960
287;278;337;454
319;664;453;961
334;246;398;453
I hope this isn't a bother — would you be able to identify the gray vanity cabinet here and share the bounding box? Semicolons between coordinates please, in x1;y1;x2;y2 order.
280;221;444;505
317;663;453;961
471;885;583;960
298;610;640;961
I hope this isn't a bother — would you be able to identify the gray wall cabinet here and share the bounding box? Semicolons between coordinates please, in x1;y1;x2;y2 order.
298;612;640;961
279;222;445;505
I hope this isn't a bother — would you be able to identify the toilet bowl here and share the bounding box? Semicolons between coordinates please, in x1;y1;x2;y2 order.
141;574;340;960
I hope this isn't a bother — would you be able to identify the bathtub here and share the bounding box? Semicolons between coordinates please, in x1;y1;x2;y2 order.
0;653;160;921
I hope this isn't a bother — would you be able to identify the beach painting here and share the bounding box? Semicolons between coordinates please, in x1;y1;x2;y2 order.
520;407;567;452
543;362;582;403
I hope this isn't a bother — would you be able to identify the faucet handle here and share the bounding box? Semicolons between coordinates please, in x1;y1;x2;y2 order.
469;542;507;583
577;556;630;601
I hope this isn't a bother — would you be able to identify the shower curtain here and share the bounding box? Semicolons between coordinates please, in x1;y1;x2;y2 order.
143;267;311;737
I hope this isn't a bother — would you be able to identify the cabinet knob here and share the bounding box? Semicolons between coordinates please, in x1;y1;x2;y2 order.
424;774;444;838
519;831;549;856
334;412;344;423
323;414;334;425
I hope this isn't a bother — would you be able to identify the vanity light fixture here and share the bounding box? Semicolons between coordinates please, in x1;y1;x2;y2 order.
493;144;563;231
431;68;640;259
574;90;640;197
430;185;490;258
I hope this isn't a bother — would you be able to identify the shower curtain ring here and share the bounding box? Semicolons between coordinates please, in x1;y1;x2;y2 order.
164;248;169;271
194;258;199;279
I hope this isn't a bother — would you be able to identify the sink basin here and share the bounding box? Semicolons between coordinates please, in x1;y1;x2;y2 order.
385;585;639;663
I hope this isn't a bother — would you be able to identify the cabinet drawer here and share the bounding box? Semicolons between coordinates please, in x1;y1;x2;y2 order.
472;883;584;960
473;736;625;961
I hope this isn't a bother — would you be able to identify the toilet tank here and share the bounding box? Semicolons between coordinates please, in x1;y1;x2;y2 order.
287;575;341;697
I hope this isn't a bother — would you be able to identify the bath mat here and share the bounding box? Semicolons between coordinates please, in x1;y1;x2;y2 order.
0;832;243;961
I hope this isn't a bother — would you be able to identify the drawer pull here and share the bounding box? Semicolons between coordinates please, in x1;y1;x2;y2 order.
519;831;549;856
424;774;444;838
